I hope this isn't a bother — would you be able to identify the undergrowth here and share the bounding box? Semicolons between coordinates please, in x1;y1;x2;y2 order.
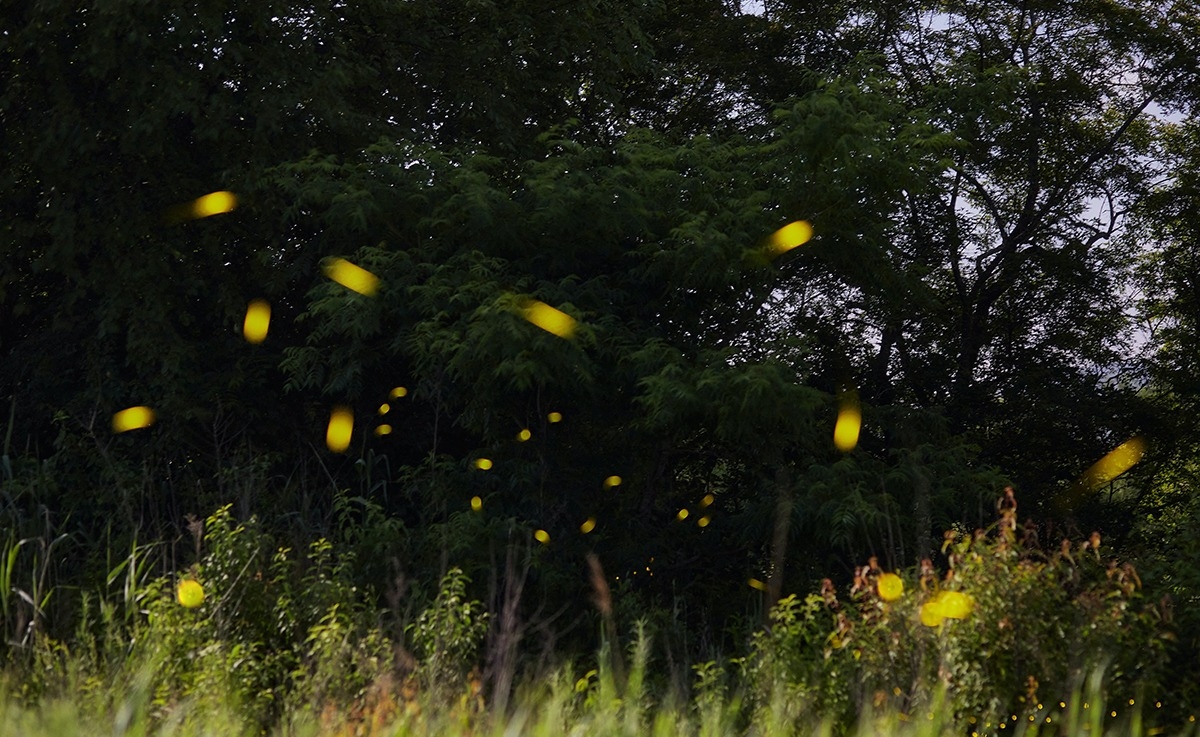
0;492;1193;736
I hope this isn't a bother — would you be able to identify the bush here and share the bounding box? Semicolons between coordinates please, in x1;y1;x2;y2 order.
746;490;1171;730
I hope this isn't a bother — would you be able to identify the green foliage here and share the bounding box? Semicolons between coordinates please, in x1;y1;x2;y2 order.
746;495;1171;730
406;568;489;691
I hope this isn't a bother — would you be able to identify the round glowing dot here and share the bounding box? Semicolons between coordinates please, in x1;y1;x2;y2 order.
938;590;974;619
1045;717;1051;724
534;529;550;544
1128;699;1135;706
748;578;766;591
603;475;622;489
893;688;902;696
378;403;390;415
475;458;493;470
1110;711;1117;718
697;515;711;528
676;508;689;521
323;257;380;296
1060;702;1066;708
176;579;204;608
517;428;531;442
699;493;715;508
919;600;944;627
471;496;482;512
326;406;353;452
580;518;596;534
242;299;270;344
390;387;408;399
374;424;393;436
112;406;156;433
190;190;238;218
1156;702;1162;708
547;412;562;423
877;573;904;602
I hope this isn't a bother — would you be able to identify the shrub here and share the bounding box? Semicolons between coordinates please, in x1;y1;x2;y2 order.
746;490;1171;730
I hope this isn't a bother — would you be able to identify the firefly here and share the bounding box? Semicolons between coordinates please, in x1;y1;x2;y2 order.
112;406;155;433
475;458;493;470
326;406;353;452
603;475;622;489
834;388;861;452
242;299;270;344
765;220;813;256
580;518;596;534
323;257;379;296
534;529;551;544
521;299;577;339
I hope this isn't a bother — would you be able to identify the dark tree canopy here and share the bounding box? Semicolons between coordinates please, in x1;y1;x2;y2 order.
1;0;1198;662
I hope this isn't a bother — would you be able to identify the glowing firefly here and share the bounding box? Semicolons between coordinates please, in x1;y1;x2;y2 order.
834;389;861;452
326;406;353;452
176;579;205;608
475;458;493;470
521;299;577;339
603;475;622;489
242;299;270;344
374;425;393;436
877;573;904;602
676;509;689;521
748;578;767;591
390;387;408;399
471;496;483;512
547;412;563;423
323;257;379;296
534;529;551;544
766;220;813;256
517;429;531;442
1078;436;1147;489
112;406;155;433
580;518;596;534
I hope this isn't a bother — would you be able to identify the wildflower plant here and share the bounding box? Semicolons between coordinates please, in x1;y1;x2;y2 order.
748;490;1172;731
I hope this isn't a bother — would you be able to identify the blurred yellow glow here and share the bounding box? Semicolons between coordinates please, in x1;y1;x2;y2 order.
938;590;974;619
919;600;944;627
471;496;482;512
522;300;577;339
378;403;390;415
700;493;715;508
697;515;711;528
176;579;205;608
548;412;563;423
190;191;237;219
326;406;353;452
834;390;861;452
580;517;596;534
242;299;270;344
748;578;767;591
877;573;904;602
323;257;379;296
517;428;532;442
475;458;493;470
390;387;408;399
534;529;550;544
603;475;622;489
767;220;813;255
1079;436;1147;489
374;424;392;436
676;508;689;521
112;406;155;433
